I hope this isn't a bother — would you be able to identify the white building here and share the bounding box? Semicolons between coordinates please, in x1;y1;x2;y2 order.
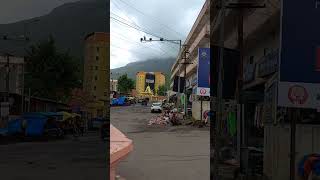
0;56;24;96
110;79;118;92
170;0;210;120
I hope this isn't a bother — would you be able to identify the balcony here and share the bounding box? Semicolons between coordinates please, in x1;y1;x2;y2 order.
257;49;279;78
243;64;255;83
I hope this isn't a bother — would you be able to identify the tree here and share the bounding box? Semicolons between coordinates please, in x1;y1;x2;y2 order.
25;36;81;102
158;85;167;96
117;74;135;94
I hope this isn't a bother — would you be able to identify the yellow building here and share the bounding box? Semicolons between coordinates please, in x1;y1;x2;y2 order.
135;71;165;96
83;32;109;119
154;72;166;95
136;71;146;94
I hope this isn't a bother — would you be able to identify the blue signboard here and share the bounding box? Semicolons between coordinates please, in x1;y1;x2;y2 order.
197;48;210;96
278;0;320;108
280;0;320;83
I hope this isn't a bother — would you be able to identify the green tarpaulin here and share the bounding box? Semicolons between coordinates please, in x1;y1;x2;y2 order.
227;112;236;136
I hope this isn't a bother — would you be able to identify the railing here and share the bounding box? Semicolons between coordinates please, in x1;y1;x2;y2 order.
243;64;255;83
257;49;279;78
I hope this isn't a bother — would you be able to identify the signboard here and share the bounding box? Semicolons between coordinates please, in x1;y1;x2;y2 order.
145;73;155;91
278;0;320;108
197;48;210;96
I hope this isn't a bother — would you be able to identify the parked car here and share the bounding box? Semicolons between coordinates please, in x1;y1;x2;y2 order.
151;102;162;113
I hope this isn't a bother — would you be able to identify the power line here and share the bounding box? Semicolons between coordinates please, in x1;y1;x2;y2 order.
115;0;185;39
110;16;163;39
111;32;169;55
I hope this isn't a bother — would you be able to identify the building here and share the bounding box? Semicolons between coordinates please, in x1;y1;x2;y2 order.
83;32;109;119
110;79;118;92
170;0;210;120
210;0;320;179
0;56;24;97
135;71;165;96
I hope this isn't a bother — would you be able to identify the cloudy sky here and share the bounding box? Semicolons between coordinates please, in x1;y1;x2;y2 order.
0;0;80;24
110;0;206;69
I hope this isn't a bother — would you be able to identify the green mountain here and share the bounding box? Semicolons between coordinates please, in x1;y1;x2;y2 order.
111;58;175;83
0;0;108;58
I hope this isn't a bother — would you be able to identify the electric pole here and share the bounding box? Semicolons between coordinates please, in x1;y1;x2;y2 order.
224;2;266;177
212;0;225;178
180;45;192;119
140;36;184;111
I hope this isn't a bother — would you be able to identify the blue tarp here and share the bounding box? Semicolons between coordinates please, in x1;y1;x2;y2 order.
111;98;118;105
117;97;126;105
0;128;8;136
25;115;48;136
8;119;23;135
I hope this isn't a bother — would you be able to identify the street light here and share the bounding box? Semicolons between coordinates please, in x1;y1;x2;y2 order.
140;36;191;117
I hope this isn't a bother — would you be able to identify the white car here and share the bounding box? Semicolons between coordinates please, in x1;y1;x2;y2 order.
151;102;162;113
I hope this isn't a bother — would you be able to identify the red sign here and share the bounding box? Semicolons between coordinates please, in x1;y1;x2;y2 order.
288;85;309;105
200;88;207;95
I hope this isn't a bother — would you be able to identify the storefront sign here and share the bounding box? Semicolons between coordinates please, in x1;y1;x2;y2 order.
197;48;210;96
278;0;320;108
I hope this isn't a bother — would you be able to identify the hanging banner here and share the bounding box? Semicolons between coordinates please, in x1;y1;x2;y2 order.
197;48;210;96
278;0;320;109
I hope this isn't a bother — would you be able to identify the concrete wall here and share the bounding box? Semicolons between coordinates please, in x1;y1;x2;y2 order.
192;100;210;120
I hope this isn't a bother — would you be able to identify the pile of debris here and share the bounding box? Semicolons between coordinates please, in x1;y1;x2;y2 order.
148;109;183;127
148;115;170;126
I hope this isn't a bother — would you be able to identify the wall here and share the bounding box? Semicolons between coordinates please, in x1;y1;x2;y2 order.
264;124;320;180
192;100;210;120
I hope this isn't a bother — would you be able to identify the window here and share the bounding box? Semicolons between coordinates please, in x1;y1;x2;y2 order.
249;56;254;64
95;76;98;80
97;47;100;52
264;48;269;56
94;86;96;90
95;66;98;70
96;56;99;61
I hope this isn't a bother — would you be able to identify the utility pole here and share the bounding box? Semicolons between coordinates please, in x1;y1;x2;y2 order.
224;2;266;177
180;45;192;119
140;37;183;110
212;0;225;178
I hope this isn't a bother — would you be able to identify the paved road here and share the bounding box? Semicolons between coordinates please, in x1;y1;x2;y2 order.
0;132;107;180
111;105;210;180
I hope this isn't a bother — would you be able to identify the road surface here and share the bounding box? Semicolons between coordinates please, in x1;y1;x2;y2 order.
0;132;107;180
111;105;210;180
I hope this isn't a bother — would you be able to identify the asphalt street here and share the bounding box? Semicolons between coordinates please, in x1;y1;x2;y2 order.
0;132;107;180
111;104;210;180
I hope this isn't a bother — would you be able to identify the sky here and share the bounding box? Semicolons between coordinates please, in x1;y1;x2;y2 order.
110;0;206;69
0;0;80;24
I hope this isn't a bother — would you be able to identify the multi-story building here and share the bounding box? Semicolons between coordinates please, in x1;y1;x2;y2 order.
170;0;210;120
110;79;118;92
135;71;165;96
0;56;24;97
83;32;109;119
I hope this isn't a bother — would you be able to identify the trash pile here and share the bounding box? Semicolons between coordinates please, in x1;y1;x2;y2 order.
148;108;183;127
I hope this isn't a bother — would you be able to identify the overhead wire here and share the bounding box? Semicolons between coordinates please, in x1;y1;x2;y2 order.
115;0;186;39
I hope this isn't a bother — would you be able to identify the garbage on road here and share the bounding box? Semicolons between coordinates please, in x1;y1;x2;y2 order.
148;108;183;127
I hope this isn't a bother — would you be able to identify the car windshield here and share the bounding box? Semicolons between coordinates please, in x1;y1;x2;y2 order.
153;103;161;106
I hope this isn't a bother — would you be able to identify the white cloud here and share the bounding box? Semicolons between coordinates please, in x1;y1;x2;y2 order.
110;0;206;69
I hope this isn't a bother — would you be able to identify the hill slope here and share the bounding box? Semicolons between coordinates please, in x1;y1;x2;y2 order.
111;58;175;80
0;0;108;58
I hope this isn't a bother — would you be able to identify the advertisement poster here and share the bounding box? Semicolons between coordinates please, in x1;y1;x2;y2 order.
278;0;320;109
197;48;210;96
